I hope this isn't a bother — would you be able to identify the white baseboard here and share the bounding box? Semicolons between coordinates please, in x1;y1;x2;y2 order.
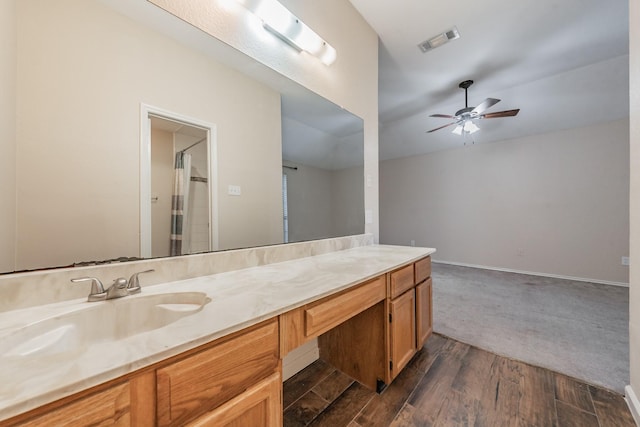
282;339;319;381
626;385;640;426
432;259;629;288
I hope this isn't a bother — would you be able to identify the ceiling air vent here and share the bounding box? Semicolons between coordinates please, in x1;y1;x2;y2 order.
418;26;460;53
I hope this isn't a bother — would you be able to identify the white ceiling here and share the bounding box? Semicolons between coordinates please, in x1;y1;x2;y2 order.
348;0;630;160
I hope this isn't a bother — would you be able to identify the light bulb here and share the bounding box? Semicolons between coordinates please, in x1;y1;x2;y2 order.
464;121;480;134
235;0;337;66
255;0;295;36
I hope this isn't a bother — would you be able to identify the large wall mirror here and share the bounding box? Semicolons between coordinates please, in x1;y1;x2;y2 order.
1;0;364;274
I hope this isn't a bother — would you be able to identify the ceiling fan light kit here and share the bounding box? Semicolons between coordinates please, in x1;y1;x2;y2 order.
452;121;480;135
427;79;520;136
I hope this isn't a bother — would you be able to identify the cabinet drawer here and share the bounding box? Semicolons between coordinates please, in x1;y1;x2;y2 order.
415;256;432;284
18;382;131;427
305;275;386;338
389;264;415;299
156;319;279;427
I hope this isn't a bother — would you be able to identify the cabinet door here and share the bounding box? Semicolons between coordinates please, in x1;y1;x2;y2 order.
156;319;279;426
389;289;416;379
416;278;433;349
186;372;282;427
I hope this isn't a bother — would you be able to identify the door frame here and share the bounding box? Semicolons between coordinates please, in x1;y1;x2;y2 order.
139;103;219;258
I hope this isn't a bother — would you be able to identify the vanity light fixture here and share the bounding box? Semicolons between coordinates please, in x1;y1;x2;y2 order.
236;0;337;65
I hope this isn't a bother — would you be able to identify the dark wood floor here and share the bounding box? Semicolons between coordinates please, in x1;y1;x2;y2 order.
283;334;636;427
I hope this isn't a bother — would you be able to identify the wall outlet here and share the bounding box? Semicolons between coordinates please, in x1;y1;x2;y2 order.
228;185;241;196
622;256;630;266
410;240;415;247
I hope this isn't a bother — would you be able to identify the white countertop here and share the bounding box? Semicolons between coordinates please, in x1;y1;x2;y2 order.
0;244;434;421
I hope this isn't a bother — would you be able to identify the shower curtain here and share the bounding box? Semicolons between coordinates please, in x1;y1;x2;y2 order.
170;151;192;256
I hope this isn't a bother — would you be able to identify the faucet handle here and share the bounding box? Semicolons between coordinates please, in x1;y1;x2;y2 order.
127;269;154;294
71;276;106;302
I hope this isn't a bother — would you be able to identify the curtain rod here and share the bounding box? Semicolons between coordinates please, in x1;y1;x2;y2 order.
179;137;206;153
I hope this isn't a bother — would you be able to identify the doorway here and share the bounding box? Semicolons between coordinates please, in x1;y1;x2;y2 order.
140;104;218;258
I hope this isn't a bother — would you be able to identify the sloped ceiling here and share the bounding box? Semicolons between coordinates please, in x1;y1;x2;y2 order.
348;0;629;160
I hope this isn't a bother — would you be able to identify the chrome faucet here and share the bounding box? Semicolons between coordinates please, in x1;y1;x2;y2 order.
106;277;129;299
71;269;154;302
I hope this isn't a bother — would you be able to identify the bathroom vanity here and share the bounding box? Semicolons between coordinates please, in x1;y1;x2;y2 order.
0;245;434;426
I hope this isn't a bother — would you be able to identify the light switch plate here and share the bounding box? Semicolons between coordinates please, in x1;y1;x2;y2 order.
365;209;373;224
228;185;241;196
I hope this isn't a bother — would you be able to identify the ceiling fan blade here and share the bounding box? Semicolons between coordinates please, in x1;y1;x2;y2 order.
471;98;500;115
429;113;457;119
426;122;458;133
480;109;520;119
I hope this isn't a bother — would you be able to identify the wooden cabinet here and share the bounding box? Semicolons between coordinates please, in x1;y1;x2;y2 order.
386;256;433;383
8;372;155;427
313;256;433;390
304;276;386;338
415;256;432;283
15;382;131;427
8;320;279;427
6;252;433;426
389;264;414;298
186;372;282;427
280;276;386;355
157;319;280;426
388;288;416;377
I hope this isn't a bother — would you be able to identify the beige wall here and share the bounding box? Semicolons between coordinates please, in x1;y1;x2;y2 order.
331;166;365;237
381;119;630;284
13;0;283;270
629;0;639;408
285;164;332;242
0;0;16;272
284;163;364;242
149;0;380;242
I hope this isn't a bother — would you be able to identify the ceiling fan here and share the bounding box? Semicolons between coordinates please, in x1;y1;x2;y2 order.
427;80;520;135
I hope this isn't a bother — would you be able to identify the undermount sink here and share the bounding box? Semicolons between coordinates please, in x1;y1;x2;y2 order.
0;292;211;359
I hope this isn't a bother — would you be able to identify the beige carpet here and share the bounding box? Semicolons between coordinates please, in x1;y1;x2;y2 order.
432;263;629;393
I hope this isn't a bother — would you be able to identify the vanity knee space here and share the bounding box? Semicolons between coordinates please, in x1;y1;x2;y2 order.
280;255;433;392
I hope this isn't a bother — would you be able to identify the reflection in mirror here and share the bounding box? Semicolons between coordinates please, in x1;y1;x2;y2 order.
1;0;364;274
281;98;364;243
148;116;214;258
